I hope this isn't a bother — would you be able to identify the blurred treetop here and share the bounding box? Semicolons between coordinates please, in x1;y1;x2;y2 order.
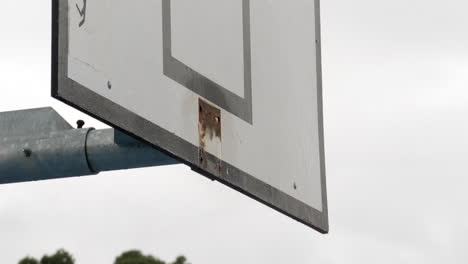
19;249;189;264
114;250;189;264
19;250;74;264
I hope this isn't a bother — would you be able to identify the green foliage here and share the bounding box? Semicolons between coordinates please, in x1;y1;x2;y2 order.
18;257;39;264
171;256;188;264
19;249;189;264
114;250;166;264
39;249;75;264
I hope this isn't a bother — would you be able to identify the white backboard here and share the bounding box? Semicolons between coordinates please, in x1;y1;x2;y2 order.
52;0;328;232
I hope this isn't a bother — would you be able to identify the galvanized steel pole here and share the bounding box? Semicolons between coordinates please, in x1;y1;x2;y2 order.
0;108;179;185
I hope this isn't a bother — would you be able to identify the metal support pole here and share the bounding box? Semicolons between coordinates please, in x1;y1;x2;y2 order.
0;108;180;185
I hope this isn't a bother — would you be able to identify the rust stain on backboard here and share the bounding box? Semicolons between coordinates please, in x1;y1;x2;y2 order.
198;99;222;171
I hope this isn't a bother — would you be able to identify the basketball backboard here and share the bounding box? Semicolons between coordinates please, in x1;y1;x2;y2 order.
52;0;328;233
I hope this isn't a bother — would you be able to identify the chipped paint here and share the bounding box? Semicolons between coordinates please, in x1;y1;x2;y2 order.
198;99;222;172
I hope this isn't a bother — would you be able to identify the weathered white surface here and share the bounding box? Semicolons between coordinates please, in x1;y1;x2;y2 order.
172;0;245;97
68;0;323;211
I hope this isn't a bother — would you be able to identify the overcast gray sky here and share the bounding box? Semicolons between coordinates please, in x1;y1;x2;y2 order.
1;0;468;263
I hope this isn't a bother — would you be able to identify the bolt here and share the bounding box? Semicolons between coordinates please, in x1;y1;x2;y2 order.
107;80;112;90
293;182;297;190
77;120;85;129
23;148;32;158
